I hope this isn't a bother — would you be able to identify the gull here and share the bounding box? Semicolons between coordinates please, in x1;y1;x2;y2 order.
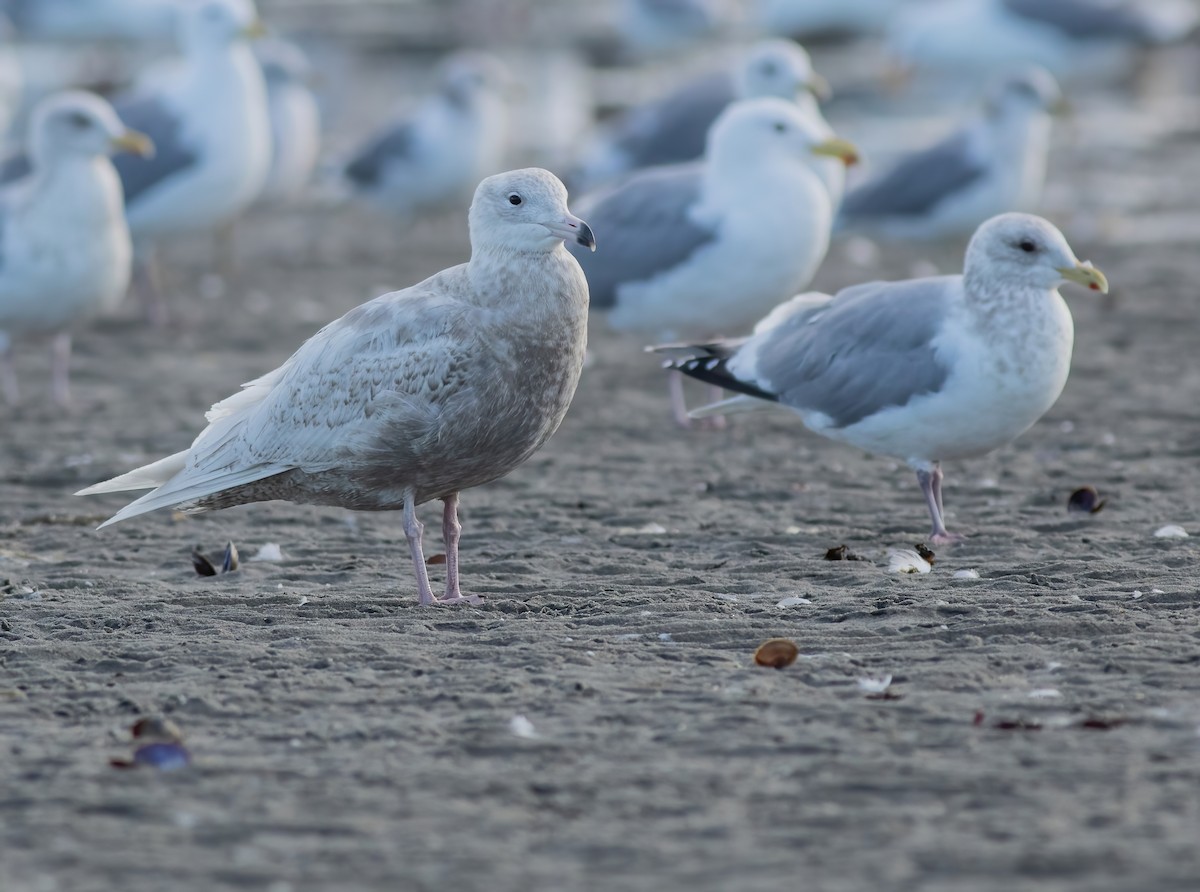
838;67;1063;239
0;92;152;408
571;38;837;200
342;51;509;219
657;213;1108;543
616;0;735;59
0;0;182;41
77;169;596;607
886;0;1198;81
568;98;858;424
255;37;320;204
111;0;270;323
754;0;906;40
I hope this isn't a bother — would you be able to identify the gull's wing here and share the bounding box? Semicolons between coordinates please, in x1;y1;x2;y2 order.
110;93;200;207
1001;0;1198;42
344;120;417;187
568;163;718;309
608;71;735;170
839;129;988;221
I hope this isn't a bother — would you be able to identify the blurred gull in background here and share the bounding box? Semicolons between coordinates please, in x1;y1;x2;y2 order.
0;92;151;407
887;0;1199;81
754;0;906;40
838;67;1063;239
659;213;1108;542
570;38;842;204
255;37;320;204
569;98;858;425
341;50;510;220
616;0;736;60
110;0;270;324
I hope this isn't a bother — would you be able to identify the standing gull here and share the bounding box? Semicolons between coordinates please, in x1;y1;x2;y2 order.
569;98;858;424
343;51;509;219
78;169;596;607
0;92;152;408
838;67;1062;239
572;39;836;198
658;213;1107;543
112;0;270;322
886;0;1198;81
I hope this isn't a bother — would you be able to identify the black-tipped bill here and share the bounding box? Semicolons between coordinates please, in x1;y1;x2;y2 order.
546;215;596;252
575;220;596;252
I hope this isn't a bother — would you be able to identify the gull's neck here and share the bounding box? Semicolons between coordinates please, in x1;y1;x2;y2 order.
467;243;588;319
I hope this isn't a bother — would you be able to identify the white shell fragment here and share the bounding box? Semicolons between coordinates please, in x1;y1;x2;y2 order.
1154;525;1189;539
857;674;893;694
776;596;812;608
888;548;932;574
508;715;538;739
249;543;285;562
952;569;980;579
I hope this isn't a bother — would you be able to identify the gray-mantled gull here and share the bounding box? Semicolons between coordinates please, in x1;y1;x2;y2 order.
571;39;838;201
255;37;320;204
0;92;152;408
838;67;1062;239
657;212;1108;544
616;0;735;59
886;0;1197;81
343;51;509;219
77;169;596;607
569;97;858;425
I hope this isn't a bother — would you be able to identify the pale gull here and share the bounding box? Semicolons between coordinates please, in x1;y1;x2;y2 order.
569;97;858;425
0;92;152;407
887;0;1198;81
571;39;838;201
658;213;1108;543
838;67;1062;239
255;37;320;204
77;169;596;607
343;51;509;219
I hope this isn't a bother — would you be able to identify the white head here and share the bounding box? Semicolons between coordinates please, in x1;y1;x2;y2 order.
983;65;1063;118
28;91;154;167
469;168;595;256
439;51;508;109
736;39;829;103
178;0;263;52
965;213;1108;293
706;98;857;177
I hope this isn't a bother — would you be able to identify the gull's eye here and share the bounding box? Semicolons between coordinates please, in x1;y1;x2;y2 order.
1018;239;1037;253
773;121;787;133
507;193;522;206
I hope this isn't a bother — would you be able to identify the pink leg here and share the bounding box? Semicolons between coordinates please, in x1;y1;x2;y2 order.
931;464;945;518
50;332;72;409
0;335;18;406
917;466;964;545
441;493;481;605
703;383;727;430
667;372;692;428
403;493;437;606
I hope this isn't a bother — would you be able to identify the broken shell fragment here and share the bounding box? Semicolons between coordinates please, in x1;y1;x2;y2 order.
191;548;218;577
1067;485;1106;514
221;541;239;573
754;638;799;669
824;544;867;561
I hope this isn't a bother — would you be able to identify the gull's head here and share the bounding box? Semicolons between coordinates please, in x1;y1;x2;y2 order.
737;39;830;103
707;98;858;176
469;168;595;255
29;91;154;164
984;65;1064;117
439;51;509;108
255;38;312;86
966;213;1108;294
180;0;265;50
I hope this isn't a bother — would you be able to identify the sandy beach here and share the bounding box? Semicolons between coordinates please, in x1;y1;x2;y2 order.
3;33;1200;892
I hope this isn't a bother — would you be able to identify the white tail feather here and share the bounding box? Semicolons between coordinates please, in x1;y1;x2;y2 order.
90;464;289;529
74;451;189;496
688;394;774;419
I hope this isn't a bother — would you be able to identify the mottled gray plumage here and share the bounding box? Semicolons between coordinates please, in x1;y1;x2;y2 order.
748;278;953;427
344;121;415;187
110;94;199;207
568;164;716;309
78;168;593;606
840;131;985;219
1001;0;1189;40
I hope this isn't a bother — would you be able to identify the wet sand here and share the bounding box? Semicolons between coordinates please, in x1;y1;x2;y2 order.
3;42;1200;892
